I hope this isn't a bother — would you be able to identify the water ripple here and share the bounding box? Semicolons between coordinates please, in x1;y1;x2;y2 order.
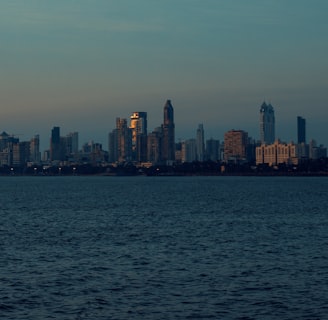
1;176;328;319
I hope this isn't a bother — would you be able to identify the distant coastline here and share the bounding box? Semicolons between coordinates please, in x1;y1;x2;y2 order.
1;159;328;177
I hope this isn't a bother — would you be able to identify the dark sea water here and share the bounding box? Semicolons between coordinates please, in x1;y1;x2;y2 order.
1;176;328;320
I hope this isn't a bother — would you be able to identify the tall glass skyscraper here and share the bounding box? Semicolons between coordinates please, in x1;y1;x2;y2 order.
30;134;41;163
196;124;205;161
50;126;61;161
162;100;175;163
259;102;275;144
297;116;306;144
130;112;147;162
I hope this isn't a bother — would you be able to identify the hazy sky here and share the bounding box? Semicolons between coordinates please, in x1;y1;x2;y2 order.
1;0;327;151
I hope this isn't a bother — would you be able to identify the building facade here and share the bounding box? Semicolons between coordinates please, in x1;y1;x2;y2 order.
13;141;30;166
130;112;148;162
196;124;205;161
257;139;327;166
309;140;327;159
162;100;175;163
224;130;248;162
181;139;197;163
50;126;61;161
205;138;221;161
147;127;162;165
108;118;132;163
0;132;17;166
66;132;79;155
30;134;41;164
260;102;275;144
297;116;306;144
256;140;299;166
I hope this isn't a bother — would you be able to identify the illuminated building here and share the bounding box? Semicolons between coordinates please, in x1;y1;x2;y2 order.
256;140;299;166
130;112;147;162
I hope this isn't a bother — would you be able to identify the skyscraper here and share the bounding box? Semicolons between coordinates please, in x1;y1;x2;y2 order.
50;126;61;161
181;139;197;163
162;100;175;163
30;134;41;163
206;138;220;161
108;118;132;163
108;129;118;163
13;141;30;167
147;127;162;165
130;112;147;162
297;116;306;144
196;124;205;161
67;132;79;155
259;102;275;144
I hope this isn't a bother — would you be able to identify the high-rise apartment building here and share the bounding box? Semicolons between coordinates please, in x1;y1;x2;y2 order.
13;141;30;166
0;131;10;152
224;129;248;162
50;126;61;161
309;139;327;159
60;132;79;161
196;124;205;161
66;132;79;155
30;134;41;163
162;100;175;163
108;129;118;163
81;141;105;164
260;102;275;144
181;139;197;163
297;116;306;144
147;127;162;165
206;138;220;161
108;118;132;163
130;112;147;162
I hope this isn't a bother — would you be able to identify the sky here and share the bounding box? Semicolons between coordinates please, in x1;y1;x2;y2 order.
0;0;327;151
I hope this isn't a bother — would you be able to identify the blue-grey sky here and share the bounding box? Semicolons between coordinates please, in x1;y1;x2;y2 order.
1;0;327;151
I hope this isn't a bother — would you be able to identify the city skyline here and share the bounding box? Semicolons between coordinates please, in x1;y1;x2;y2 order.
0;99;326;154
1;1;327;149
0;99;326;169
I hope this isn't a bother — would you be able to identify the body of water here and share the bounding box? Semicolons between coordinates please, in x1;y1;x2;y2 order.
1;176;328;319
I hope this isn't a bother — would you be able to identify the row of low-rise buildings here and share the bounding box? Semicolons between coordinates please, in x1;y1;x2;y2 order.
255;139;327;166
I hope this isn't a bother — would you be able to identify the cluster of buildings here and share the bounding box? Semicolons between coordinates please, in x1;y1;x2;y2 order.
0;133;41;167
255;102;326;166
0;100;326;168
222;103;326;166
108;100;176;165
